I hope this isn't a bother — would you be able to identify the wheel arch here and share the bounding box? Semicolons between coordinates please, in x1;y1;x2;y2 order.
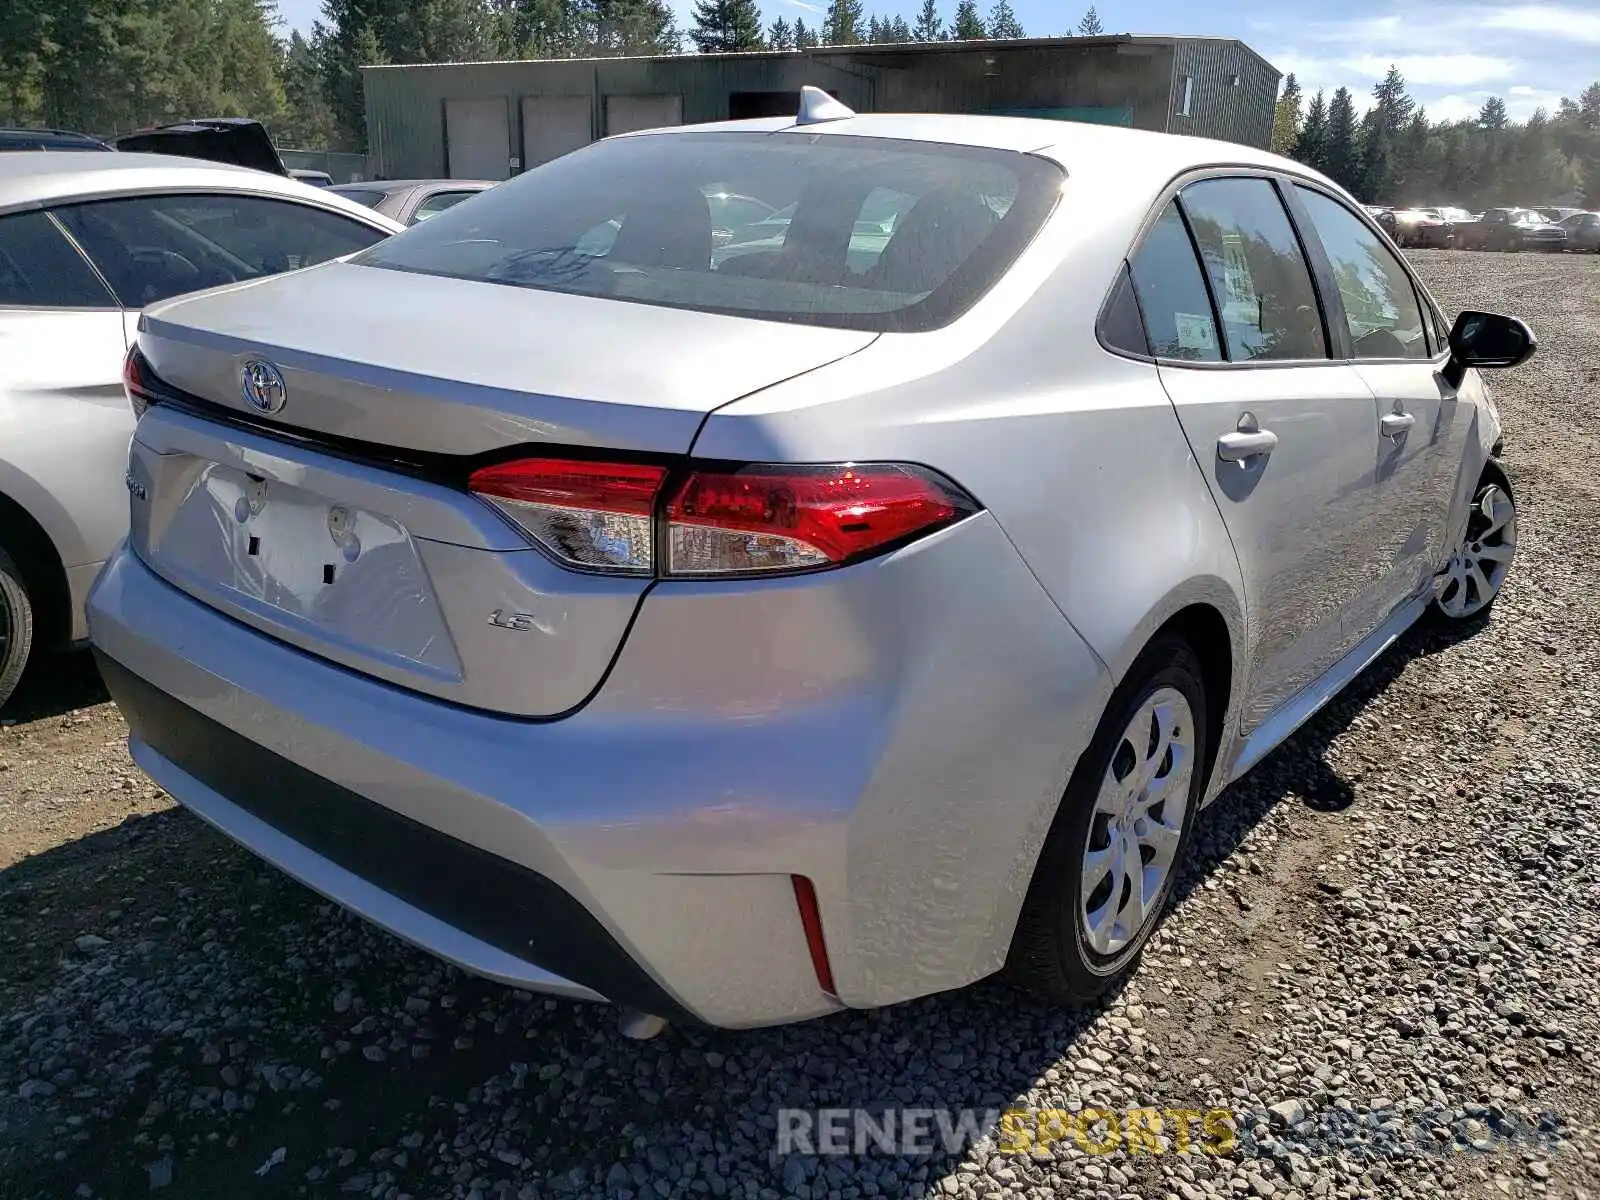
0;490;73;652
1099;580;1246;806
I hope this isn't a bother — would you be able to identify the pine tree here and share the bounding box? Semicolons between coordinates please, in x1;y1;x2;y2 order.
766;14;792;47
1294;89;1327;172
823;0;863;43
912;0;941;39
1076;5;1102;34
950;0;984;38
793;16;817;45
1270;73;1301;157
690;0;764;51
281;30;339;149
886;14;911;39
985;0;1022;38
1582;157;1600;208
585;0;680;55
1324;85;1359;193
866;13;884;41
1478;96;1509;131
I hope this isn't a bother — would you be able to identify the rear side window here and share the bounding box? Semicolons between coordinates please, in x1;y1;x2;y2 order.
55;194;386;308
1179;177;1327;362
411;190;477;222
1126;203;1221;361
1293;187;1426;361
354;132;1063;332
0;211;116;307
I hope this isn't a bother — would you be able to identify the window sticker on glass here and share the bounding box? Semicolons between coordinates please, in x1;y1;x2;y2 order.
1174;312;1218;354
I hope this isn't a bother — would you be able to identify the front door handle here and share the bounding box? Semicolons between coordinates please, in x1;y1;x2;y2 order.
1380;411;1416;439
1217;414;1279;463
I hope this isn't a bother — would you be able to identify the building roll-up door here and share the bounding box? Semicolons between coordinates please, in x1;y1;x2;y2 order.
603;94;683;136
521;96;593;168
444;98;510;180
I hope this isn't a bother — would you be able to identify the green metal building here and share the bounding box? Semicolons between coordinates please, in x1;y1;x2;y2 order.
361;35;1280;181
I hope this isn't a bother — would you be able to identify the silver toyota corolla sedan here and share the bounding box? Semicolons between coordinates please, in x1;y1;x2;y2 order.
0;153;402;707
89;92;1532;1030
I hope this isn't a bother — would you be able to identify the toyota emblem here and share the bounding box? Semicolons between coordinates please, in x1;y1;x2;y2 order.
239;359;287;415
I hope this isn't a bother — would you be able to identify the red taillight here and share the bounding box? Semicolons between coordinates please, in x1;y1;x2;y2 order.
468;458;976;578
468;458;667;574
123;346;154;418
664;463;975;576
791;875;837;996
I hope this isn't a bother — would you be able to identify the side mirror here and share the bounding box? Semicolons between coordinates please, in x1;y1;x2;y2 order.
1443;310;1536;388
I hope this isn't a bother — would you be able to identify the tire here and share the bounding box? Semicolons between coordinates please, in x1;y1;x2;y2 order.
0;546;34;711
1006;634;1209;1006
1431;462;1516;623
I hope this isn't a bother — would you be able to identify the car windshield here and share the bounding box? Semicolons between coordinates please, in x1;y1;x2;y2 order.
354;132;1063;332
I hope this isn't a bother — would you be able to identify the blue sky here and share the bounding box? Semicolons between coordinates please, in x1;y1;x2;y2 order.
273;0;1600;125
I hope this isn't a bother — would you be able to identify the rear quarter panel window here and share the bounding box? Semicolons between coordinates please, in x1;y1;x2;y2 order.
1179;177;1327;363
1127;202;1221;362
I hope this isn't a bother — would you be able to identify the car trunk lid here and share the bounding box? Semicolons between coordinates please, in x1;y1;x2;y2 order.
139;261;876;455
129;266;875;716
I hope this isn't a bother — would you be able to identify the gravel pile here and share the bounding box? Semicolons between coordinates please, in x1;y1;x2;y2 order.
2;249;1599;1200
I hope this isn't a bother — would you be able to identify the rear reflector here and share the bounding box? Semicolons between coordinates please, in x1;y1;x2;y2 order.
791;875;837;996
469;457;977;579
468;458;667;574
664;463;975;576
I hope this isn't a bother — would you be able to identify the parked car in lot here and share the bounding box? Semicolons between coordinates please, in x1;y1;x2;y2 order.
1558;211;1600;251
1390;207;1451;247
289;169;335;188
1455;207;1566;250
92;93;1531;1029
1363;204;1398;240
114;118;289;176
330;178;493;225
0;153;401;707
0;128;113;152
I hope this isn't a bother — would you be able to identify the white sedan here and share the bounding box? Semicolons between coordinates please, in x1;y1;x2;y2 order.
0;153;402;706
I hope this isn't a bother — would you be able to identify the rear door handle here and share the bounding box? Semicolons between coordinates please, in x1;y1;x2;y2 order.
1217;428;1279;462
1380;411;1416;439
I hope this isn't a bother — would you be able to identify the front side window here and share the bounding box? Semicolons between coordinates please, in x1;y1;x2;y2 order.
353;132;1063;332
0;211;116;308
1127;202;1221;361
55;194;386;308
1294;186;1427;360
1179;177;1327;363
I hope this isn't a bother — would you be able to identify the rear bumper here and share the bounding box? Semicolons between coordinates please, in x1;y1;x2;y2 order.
89;513;1108;1026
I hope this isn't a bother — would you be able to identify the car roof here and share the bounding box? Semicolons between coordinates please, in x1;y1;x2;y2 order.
626;113;1324;198
336;179;493;193
0;151;405;229
0;128;113;151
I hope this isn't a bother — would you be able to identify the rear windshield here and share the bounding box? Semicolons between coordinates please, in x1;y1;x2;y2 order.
332;188;387;209
353;132;1062;332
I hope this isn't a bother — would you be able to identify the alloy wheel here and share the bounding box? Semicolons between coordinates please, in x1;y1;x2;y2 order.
1079;686;1196;957
1435;482;1517;619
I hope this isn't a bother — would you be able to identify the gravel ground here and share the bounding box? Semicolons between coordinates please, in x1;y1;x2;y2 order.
2;249;1599;1200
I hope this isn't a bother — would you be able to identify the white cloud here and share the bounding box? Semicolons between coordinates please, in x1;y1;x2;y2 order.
1482;4;1600;43
1340;54;1517;87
